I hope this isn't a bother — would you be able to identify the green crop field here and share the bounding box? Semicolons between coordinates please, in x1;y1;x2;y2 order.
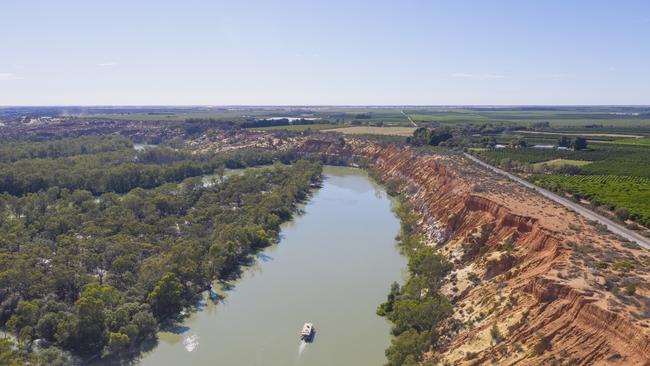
478;143;650;176
535;175;650;226
615;137;650;146
476;138;650;226
401;107;650;130
580;158;650;179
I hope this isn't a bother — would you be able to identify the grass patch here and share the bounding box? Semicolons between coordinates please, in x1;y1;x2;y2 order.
532;159;592;168
327;126;416;136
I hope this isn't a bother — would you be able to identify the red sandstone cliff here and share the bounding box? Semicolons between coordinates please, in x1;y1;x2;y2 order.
294;137;650;365
194;132;650;365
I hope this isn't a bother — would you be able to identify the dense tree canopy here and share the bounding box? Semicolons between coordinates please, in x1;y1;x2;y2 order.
0;135;133;163
0;137;321;361
0;136;300;196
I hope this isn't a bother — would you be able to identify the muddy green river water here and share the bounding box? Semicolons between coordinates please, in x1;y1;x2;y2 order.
138;166;406;365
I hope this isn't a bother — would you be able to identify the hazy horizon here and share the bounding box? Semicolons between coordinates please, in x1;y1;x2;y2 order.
3;104;650;108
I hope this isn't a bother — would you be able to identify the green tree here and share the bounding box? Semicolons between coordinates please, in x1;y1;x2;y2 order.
572;137;588;150
0;338;32;366
408;127;453;146
388;295;452;334
130;309;158;341
147;272;183;318
428;127;453;146
36;312;65;341
75;295;108;353
103;332;130;357
377;282;401;316
6;300;38;342
615;207;629;221
385;329;430;366
408;249;452;291
558;136;571;148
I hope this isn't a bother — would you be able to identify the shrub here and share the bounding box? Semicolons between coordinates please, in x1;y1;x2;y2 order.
533;334;552;355
502;238;515;254
615;207;630;221
612;260;634;273
467;272;481;285
490;323;503;344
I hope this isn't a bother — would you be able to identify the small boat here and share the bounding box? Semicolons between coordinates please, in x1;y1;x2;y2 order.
300;322;314;341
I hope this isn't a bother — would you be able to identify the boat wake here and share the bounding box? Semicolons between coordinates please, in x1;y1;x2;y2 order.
298;340;307;356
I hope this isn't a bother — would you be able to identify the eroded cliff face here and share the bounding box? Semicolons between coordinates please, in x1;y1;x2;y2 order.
292;137;650;365
194;132;650;365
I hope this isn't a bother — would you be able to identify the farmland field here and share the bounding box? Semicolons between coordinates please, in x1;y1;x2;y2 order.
474;134;650;227
477;143;650;173
534;175;650;226
250;123;339;131
580;158;650;179
615;137;650;146
401;107;650;130
72;106;650;133
326;126;416;136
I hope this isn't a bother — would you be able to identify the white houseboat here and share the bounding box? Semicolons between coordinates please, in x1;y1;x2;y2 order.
300;322;314;341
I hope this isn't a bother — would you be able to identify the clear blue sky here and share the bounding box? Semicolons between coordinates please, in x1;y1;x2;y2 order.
1;0;649;105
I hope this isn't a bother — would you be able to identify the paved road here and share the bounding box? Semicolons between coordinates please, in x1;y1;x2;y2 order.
463;153;650;249
401;110;417;127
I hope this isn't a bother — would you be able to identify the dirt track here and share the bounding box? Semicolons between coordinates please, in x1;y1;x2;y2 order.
464;152;650;249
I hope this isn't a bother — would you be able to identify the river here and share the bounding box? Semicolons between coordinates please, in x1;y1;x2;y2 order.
138;166;406;365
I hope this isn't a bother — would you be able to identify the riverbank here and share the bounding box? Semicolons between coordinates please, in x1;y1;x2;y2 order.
326;138;650;364
189;131;650;364
138;166;407;365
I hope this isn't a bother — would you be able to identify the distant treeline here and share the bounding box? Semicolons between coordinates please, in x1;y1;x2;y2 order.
0;136;301;196
0;135;133;163
182;118;237;135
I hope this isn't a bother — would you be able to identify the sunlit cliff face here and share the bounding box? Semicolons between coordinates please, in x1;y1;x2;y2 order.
193;131;650;365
